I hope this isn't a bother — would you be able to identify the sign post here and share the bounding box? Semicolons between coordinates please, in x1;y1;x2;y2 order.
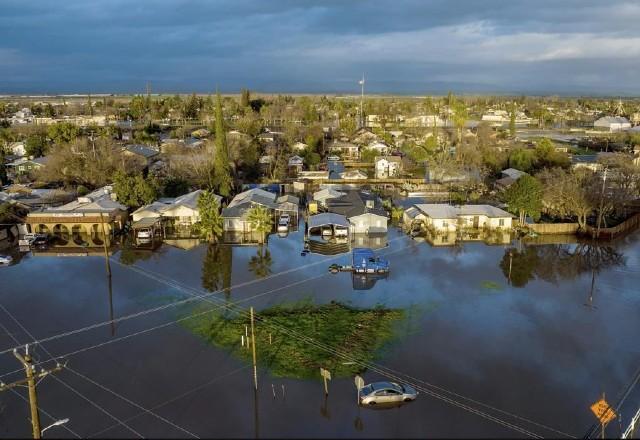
354;375;364;406
320;368;331;396
590;393;616;440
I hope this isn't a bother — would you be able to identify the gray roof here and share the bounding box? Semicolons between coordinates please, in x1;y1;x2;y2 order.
594;116;631;126
326;190;386;219
501;168;526;180
413;203;514;219
33;185;126;214
308;213;350;229
124;144;159;159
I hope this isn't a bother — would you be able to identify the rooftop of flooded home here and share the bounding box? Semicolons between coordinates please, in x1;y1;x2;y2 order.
0;220;639;438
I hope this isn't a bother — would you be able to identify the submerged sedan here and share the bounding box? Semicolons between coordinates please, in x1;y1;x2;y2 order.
0;255;13;265
359;381;418;405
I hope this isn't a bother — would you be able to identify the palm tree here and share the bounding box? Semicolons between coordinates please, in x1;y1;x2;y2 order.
246;205;273;245
196;191;223;243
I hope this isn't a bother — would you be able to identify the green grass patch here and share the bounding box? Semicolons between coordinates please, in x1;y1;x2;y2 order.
182;301;405;380
480;280;503;291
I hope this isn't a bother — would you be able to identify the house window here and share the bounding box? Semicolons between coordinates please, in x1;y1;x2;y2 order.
442;221;448;228
499;219;505;227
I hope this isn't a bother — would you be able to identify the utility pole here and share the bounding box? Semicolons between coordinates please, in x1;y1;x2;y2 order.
0;346;65;439
99;213;111;277
595;168;608;239
250;307;258;390
359;74;365;129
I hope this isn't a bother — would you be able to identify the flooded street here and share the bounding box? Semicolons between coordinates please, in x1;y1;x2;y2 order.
1;223;639;438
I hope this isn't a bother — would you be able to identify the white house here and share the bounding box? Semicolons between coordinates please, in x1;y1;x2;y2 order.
8;142;26;157
132;190;215;228
594;116;631;132
339;169;368;180
313;188;345;207
291;142;308;152
222;188;299;233
404;204;514;232
375;156;402;179
367;141;391;155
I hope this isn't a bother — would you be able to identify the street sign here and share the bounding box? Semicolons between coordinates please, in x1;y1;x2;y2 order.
320;368;332;380
354;375;364;391
591;398;617;425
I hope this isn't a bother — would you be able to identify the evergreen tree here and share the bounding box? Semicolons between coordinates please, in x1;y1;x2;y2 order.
240;88;251;108
212;93;232;196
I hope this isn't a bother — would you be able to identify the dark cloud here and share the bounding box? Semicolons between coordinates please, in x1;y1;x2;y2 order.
0;0;638;95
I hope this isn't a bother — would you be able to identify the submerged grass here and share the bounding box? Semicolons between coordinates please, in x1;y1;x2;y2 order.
182;301;405;380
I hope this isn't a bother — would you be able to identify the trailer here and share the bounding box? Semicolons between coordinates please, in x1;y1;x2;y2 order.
329;248;390;274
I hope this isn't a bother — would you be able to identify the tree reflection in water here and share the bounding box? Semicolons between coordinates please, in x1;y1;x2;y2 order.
201;244;233;298
248;245;272;279
500;242;625;287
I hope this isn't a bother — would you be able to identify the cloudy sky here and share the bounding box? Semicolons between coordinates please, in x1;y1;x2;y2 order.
1;0;639;95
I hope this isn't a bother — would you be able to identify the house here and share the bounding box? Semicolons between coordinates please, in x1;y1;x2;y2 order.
593;116;632;132
6;157;49;177
123;145;160;167
25;186;128;247
8;142;26;157
307;213;350;238
375;156;402;179
132;190;215;234
325;190;388;234
339;169;368;180
312;188;345;209
291;142;308;152
10;108;34;125
404;115;445;128
571;155;602;172
0;186;74;210
496;168;527;190
328;141;359;159
222;188;299;234
403;204;514;232
297;170;330;181
288;155;304;175
367;141;391;155
351;128;380;145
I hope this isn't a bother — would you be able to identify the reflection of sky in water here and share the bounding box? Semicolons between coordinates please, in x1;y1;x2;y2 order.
1;228;639;437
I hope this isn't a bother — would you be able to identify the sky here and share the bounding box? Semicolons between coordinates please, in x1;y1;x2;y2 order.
1;0;639;96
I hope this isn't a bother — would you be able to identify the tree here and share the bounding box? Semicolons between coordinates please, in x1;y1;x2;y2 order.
196;191;223;242
47;122;79;145
537;167;594;229
113;171;159;208
509;105;516;138
211;93;232;196
246;205;273;244
0;148;7;185
240;88;251;108
508;148;536;173
503;174;543;224
25;134;47;158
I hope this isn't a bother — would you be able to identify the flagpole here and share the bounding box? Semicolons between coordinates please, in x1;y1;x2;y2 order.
359;74;365;128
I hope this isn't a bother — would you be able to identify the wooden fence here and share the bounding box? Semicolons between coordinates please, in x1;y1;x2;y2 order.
526;212;640;239
584;212;640;239
527;223;580;235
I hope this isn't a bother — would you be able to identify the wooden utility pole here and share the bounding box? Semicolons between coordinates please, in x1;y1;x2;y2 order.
250;307;258;390
0;346;65;439
99;213;111;277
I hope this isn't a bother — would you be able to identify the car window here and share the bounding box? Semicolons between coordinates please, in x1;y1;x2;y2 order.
374;390;386;396
386;389;401;395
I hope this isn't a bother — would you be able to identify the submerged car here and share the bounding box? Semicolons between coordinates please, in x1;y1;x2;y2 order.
0;255;13;265
359;381;417;405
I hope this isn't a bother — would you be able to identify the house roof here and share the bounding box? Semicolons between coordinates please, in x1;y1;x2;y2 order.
124;144;159;159
501;168;526;180
308;213;350;229
375;155;402;164
228;188;276;208
594;116;631;126
413;203;514;219
7;157;48;167
276;194;299;205
313;188;345;202
326;190;386;219
34;185;126;214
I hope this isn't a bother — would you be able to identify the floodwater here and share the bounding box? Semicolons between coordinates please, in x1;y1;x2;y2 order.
1;221;639;438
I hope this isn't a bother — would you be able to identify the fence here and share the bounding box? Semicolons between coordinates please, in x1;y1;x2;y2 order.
584;213;640;240
622;406;640;439
527;223;580;235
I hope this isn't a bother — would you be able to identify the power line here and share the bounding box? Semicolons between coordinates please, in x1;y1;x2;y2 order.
1;303;191;439
0;234;385;359
86;365;249;438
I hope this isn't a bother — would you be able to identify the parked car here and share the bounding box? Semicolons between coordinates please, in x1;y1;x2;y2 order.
31;235;49;249
359;381;417;405
327;155;340;162
0;255;13;265
277;214;290;232
137;228;153;239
